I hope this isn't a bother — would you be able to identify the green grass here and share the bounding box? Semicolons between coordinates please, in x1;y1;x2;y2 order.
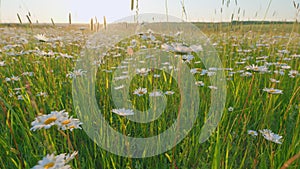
0;22;299;169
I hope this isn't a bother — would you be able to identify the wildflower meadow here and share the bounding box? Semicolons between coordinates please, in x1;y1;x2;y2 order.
0;12;299;169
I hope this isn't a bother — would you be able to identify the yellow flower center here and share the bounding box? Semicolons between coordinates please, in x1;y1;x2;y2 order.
269;89;275;93
61;119;71;125
43;162;54;169
138;91;144;95
69;125;75;129
196;68;202;72
44;116;57;125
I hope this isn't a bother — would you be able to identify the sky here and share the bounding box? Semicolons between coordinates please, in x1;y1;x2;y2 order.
0;0;299;23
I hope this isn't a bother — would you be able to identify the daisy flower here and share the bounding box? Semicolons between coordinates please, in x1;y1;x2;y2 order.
57;117;83;131
34;34;49;42
164;91;175;95
112;108;134;116
281;65;291;70
288;70;298;78
118;65;128;69
228;107;234;112
182;54;194;63
247;130;258;137
291;54;300;58
13;87;23;91
31;151;78;169
31;153;66;169
207;71;216;77
190;68;206;75
30;110;65;131
58;53;74;59
172;43;192;54
147;29;154;34
0;61;5;66
235;61;246;65
263;88;283;94
278;49;289;54
30;110;82;132
259;129;283;144
17;95;24;100
274;69;285;76
136;68;151;76
269;78;280;83
133;87;147;96
149;91;163;97
208;86;218;90
22;72;34;76
93;59;105;66
36;92;48;97
66;69;87;79
240;71;253;77
245;64;268;73
195;81;205;87
5;75;20;83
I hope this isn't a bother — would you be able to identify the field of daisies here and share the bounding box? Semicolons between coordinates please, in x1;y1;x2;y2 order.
0;23;299;169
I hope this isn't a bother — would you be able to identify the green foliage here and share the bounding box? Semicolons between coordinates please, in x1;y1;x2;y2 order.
0;22;299;168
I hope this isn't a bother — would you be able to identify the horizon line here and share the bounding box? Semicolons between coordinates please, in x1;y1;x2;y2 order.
0;19;298;25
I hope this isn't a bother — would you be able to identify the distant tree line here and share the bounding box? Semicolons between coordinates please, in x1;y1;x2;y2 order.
231;20;295;25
